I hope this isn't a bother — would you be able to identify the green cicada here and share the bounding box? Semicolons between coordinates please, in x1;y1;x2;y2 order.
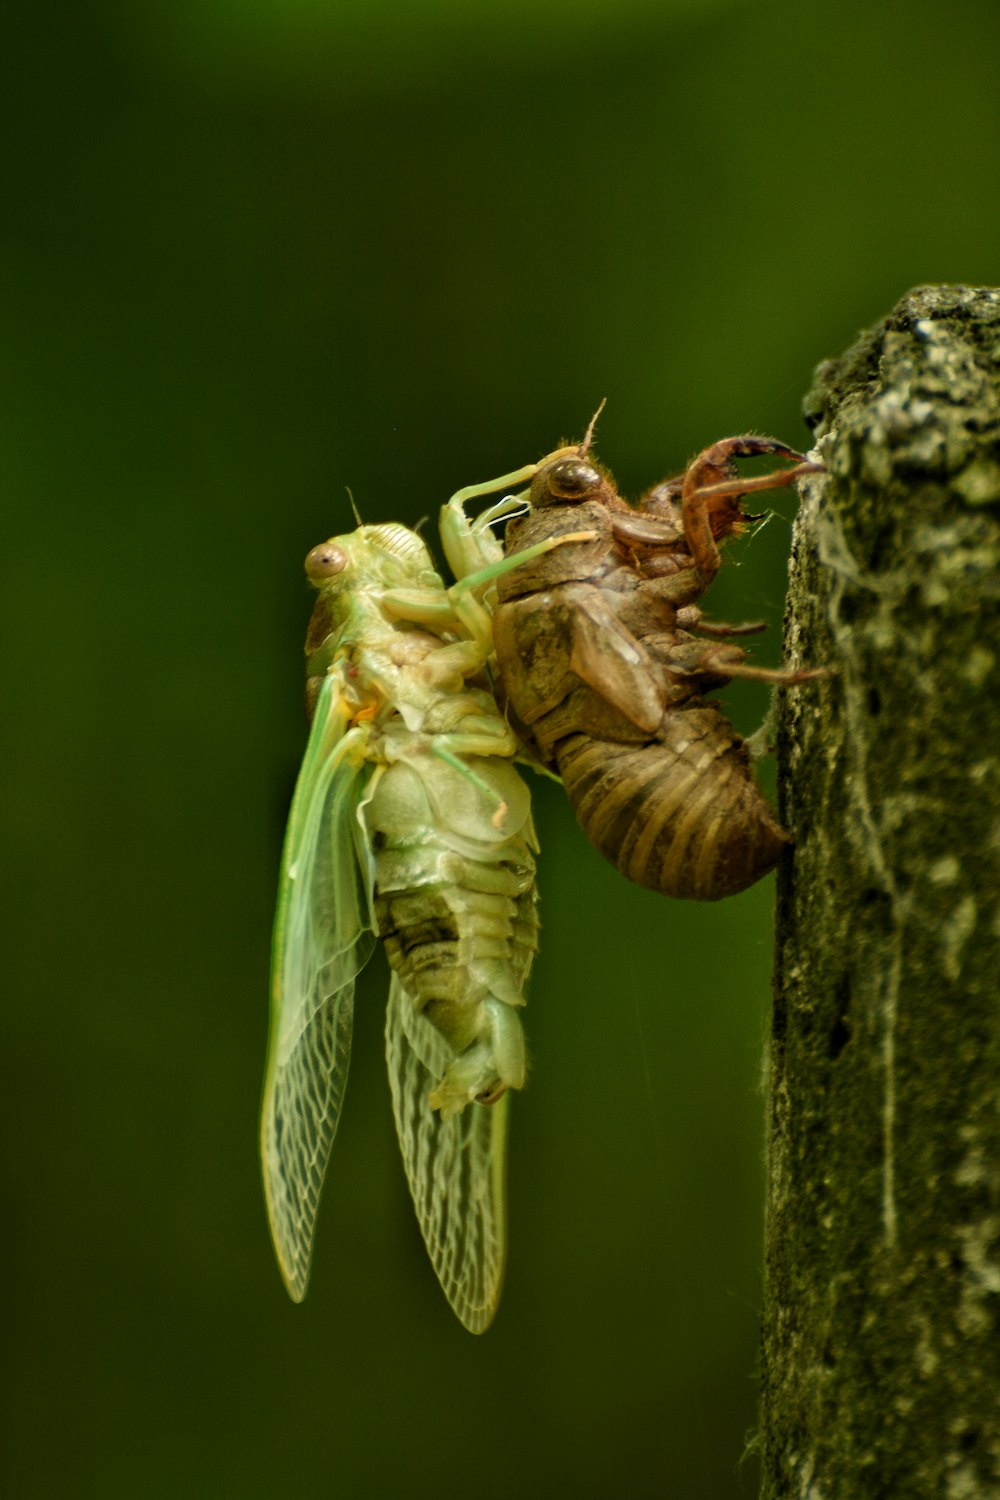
261;511;590;1332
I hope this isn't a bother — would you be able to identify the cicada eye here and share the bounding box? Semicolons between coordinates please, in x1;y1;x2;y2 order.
544;458;602;503
476;1084;507;1107
305;542;348;582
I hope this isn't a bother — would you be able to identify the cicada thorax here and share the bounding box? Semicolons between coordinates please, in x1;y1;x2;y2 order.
364;745;538;1117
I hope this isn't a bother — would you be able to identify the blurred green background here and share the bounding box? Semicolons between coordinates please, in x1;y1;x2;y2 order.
3;0;996;1495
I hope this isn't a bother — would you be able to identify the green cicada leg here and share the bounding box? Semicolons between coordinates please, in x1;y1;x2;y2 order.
428;736;517;826
380;584;496;660
439;444;588;582
447;527;599;604
386;531;600;656
440;479;537;582
445;461;542;513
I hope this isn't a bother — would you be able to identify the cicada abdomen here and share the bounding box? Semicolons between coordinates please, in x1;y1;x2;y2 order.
366;746;537;1115
554;712;788;901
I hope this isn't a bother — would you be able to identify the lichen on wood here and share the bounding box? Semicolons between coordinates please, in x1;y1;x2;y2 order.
761;286;1000;1498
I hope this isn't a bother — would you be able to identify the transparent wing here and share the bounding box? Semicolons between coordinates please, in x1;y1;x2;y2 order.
261;671;377;1301
385;974;508;1333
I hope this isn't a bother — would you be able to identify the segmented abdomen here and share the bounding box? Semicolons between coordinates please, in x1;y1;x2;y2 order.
555;707;789;900
364;753;538;1115
374;843;537;1017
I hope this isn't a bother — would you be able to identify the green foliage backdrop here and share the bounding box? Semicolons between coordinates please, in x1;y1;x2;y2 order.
4;2;998;1495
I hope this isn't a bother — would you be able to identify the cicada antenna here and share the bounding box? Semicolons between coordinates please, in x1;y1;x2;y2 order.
346;487;364;527
578;397;608;456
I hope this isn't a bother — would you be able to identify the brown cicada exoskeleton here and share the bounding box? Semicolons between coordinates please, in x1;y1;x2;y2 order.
447;426;823;901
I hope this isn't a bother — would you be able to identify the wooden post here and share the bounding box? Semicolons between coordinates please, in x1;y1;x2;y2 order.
761;285;1000;1496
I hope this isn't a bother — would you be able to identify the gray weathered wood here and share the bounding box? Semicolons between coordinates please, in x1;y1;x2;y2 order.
761;285;1000;1497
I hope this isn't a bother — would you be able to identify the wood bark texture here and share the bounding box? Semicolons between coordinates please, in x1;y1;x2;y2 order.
761;285;1000;1498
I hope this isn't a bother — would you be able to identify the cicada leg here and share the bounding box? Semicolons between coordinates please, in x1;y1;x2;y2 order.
380;527;601;667
439;442;595;590
666;636;829;687
697;620;770;638
428;720;529;829
681;437;822;585
447;527;599;603
380;583;497;666
697;654;829;686
439;462;542;583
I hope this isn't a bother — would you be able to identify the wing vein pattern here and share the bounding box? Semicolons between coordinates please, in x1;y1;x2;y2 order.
261;674;376;1302
386;975;507;1334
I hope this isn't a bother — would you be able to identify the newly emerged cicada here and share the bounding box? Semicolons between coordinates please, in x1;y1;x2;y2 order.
260;522;535;1331
261;515;592;1331
443;424;823;901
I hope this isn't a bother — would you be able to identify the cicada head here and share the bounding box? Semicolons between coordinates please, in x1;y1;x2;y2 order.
303;523;446;687
528;449;618;512
305;523;440;595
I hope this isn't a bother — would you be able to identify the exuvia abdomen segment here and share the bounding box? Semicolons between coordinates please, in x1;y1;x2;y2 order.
555;702;789;901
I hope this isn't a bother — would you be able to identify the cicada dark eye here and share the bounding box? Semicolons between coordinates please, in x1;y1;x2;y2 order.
545;458;602;502
304;542;348;582
476;1084;507;1107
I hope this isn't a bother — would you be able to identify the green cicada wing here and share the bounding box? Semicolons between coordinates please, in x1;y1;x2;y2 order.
385;974;508;1334
261;670;378;1301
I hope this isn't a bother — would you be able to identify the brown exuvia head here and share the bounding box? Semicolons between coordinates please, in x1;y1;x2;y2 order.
532;455;604;509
